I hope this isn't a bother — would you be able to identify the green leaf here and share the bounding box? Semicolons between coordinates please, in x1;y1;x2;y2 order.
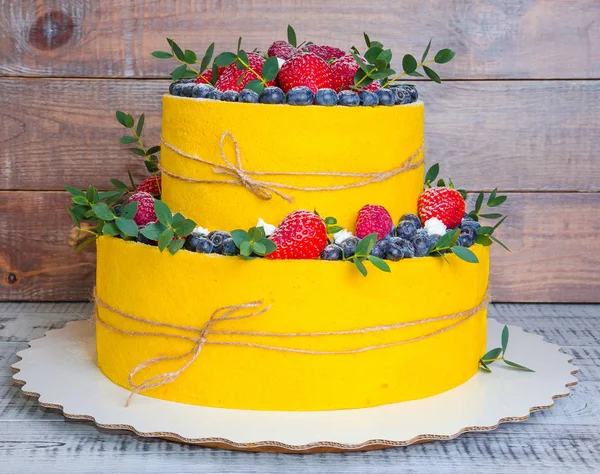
355;233;377;256
377;49;392;65
479;359;492;373
424;163;439;184
406;70;424;77
151;51;174;59
421;38;432;63
183;49;197;64
248;227;263;242
110;178;129;191
434;48;456;64
402;54;417;74
115;217;138;237
236;36;243;53
436;178;446;187
368;255;391;273
92;202;115;221
171;213;184;227
168;238;186;255
154;199;172;225
174;218;196;238
262;56;279;82
179;69;198;79
120;135;138;144
75;236;98;252
102;221;119;236
479;213;503;219
115;110;128;127
364;46;383;64
324;217;337;225
501;325;509;355
423;65;441;83
86;185;99;204
504;360;535;372
200;42;215;72
363;32;371;47
231;229;249;248
136;113;145;137
72;195;88;206
488;195;507;207
475;192;484;213
490;235;511;252
215;52;237;67
120;201;138;220
252;241;266;256
146;145;161;155
158;228;175;252
351;53;370;73
211;62;219;84
287;24;297;47
66;205;80;227
240;240;252;256
450;246;479;263
171;64;188;81
65;185;85;197
354;258;368;277
477;226;494;236
167;38;185;61
128;148;146;157
436;229;460;249
244;79;264;94
141;222;167;240
328;225;343;234
488;187;498;203
458;189;468;200
476;234;493;246
481;347;502;363
261;238;277;255
98;190;121;201
236;49;249;70
492;215;507;230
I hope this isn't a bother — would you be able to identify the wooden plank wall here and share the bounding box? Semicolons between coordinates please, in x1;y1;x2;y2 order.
1;0;599;302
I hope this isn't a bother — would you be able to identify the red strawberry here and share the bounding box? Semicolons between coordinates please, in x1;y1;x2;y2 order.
135;175;161;196
265;210;328;260
330;55;381;92
277;52;335;93
215;52;276;92
195;66;225;85
355;205;393;241
267;40;297;60
306;44;346;62
126;192;156;227
417;187;466;229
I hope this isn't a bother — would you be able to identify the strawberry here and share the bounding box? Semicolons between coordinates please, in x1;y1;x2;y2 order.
126;191;156;227
135;175;161;196
330;55;380;92
267;40;297;60
306;44;346;62
277;52;335;93
195;66;225;85
417;187;466;229
355;205;393;241
265;210;328;260
215;52;276;92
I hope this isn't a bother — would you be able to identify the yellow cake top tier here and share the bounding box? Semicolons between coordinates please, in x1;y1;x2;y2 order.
160;96;425;231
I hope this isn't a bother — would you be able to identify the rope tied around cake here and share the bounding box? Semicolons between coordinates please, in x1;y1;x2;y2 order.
159;131;425;203
93;291;489;407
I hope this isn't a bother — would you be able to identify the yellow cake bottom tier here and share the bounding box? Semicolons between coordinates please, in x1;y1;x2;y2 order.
95;236;489;411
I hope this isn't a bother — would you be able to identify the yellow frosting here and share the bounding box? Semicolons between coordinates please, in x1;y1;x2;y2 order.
160;96;425;231
96;236;489;411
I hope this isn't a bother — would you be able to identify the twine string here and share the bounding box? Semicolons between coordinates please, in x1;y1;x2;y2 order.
94;292;489;406
159;131;425;203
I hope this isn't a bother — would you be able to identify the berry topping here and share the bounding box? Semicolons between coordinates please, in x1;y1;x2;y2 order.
369;239;389;259
135;176;161;196
207;89;223;101
423;217;447;236
340;236;360;258
265;210;328;260
411;229;431;257
320;243;344;261
180;82;195;97
259;86;285;104
457;227;477;247
374;88;395;106
267;40;297;60
125;192;156;227
393;86;413;105
192;83;214;98
418;187;466;229
355;204;394;241
337;90;360;106
222;90;239;102
305;44;346;61
359;90;379;106
208;230;231;253
460;215;481;230
330;55;380;92
315;88;338;106
399;213;422;229
286;86;315;105
385;237;415;261
396;220;418;241
215;52;275;93
239;89;259;103
184;233;202;252
221;237;240;256
277;52;335;93
194;237;214;254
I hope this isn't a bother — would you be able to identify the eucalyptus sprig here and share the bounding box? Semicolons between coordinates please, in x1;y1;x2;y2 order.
423;163;467;199
324;216;343;236
350;33;396;90
214;37;279;94
345;233;391;277
231;226;277;258
152;38;215;82
140;200;196;255
116;111;161;174
428;229;479;263
468;189;510;252
479;325;534;373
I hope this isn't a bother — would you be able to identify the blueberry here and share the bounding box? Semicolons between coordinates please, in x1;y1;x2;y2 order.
429;234;441;248
393;86;413;105
221;238;240;256
370;240;389;258
399;84;418;102
396;220;417;240
194;237;214;254
259;86;285;104
192;83;214;99
239;89;259;103
113;204;122;217
359;90;379;106
207;90;223;101
385;237;415;261
222;90;239;102
137;233;156;246
286;86;314;105
184;233;202;251
321;244;344;260
315;88;338;106
208;230;231;253
457;227;477;247
412;229;431;257
375;88;395;106
180;82;195;97
171;83;184;96
399;213;422;229
340;236;360;258
337;90;360;106
461;216;481;231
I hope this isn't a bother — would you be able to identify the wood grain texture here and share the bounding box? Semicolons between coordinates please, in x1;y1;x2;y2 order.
1;0;599;79
1;303;598;473
1;78;599;191
1;191;599;302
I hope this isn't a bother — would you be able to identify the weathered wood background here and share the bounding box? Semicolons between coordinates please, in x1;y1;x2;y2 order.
1;0;599;302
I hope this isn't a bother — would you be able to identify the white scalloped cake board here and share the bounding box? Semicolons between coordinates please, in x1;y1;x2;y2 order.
12;318;578;453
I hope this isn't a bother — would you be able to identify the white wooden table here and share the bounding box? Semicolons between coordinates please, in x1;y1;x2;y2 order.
1;302;598;474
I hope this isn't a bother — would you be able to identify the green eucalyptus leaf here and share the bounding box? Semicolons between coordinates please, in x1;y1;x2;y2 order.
211;62;219;84
490;235;511;252
141;222;167;240
120;201;138;220
492;215;508;230
364;46;383;64
488;195;507;207
479;213;503;219
168;238;185;255
72;195;88;205
120;135;138;144
434;48;456;64
406;70;425;77
477;226;494;236
252;241;266;255
324;217;337;225
240;240;252;256
171;213;184;227
124;113;134;128
437;178;446;187
136;113;145;137
171;64;188;81
215;51;237;67
183;49;197;64
363;32;371;47
174;218;196;238
475;192;484;213
262;56;279;82
354;258;368;277
115;217;138;237
115;110;128;127
231;229;250;248
146;145;161;155
481;347;502;363
157;228;174;252
450;246;479;263
244;79;264;94
92;202;115;221
504;360;535;372
128;148;146;157
102;221;119;236
421;38;432;63
154;199;172;225
151;51;173;59
356;233;377;256
423;65;441;83
368;255;391;273
476;234;493;246
261;239;277;255
200;42;215;72
402;54;417;74
501;325;509;355
65;185;85;197
424;163;439;184
488;187;498;203
110;179;129;191
75;236;98;252
168;38;185;61
86;185;99;204
236;50;249;70
479;359;492;373
328;225;343;234
287;24;297;47
248;227;262;242
377;49;392;65
66;205;80;227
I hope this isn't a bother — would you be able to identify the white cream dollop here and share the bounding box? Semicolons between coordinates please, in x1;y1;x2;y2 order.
192;226;209;236
424;217;447;236
256;218;277;237
276;57;286;69
332;228;354;245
